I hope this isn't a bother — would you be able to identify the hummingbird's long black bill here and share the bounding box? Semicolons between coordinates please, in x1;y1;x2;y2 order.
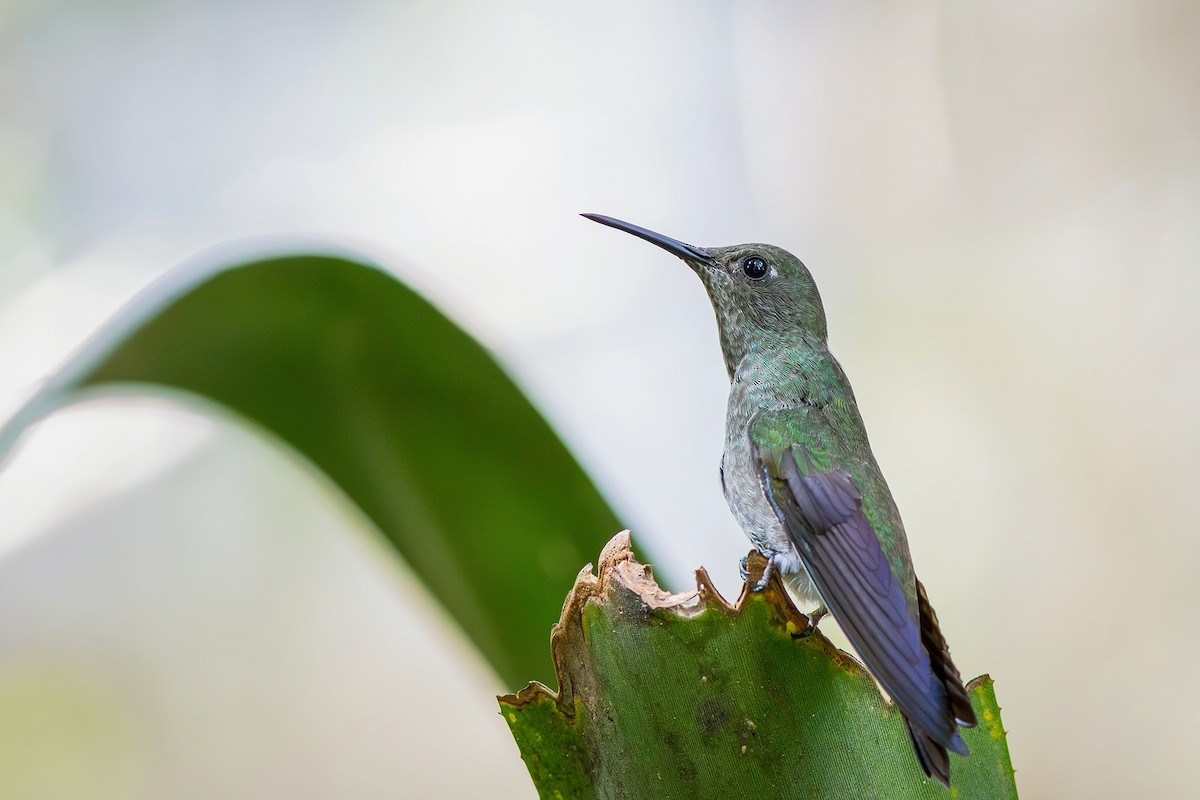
582;213;712;262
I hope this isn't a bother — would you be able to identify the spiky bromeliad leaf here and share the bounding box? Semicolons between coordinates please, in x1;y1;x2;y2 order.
501;533;1018;799
0;244;621;688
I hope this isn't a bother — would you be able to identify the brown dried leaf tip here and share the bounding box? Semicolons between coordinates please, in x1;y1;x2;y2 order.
499;532;834;714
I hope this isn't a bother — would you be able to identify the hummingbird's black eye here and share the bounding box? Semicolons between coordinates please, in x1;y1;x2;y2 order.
742;256;768;280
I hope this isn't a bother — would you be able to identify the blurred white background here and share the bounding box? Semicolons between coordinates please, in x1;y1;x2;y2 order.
1;1;1197;797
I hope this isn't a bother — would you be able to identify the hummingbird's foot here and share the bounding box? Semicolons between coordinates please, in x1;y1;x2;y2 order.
752;560;776;592
807;604;828;630
791;605;829;639
739;554;775;591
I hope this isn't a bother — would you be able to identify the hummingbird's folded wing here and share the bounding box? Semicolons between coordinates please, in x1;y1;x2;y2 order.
752;433;970;765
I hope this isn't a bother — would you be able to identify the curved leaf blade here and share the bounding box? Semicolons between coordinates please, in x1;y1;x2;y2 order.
1;246;621;687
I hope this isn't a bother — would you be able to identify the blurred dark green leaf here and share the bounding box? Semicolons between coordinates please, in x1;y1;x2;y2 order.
502;535;1018;799
0;247;621;687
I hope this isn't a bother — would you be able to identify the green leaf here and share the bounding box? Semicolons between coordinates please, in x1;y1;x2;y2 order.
501;534;1019;799
0;246;621;687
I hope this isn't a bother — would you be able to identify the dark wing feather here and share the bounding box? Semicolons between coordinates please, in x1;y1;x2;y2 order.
756;444;970;783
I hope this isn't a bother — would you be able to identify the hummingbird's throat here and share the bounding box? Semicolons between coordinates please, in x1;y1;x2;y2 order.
708;294;757;380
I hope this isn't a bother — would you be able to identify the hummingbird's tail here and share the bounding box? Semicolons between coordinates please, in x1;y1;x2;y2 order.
905;718;952;786
915;577;977;730
908;577;977;787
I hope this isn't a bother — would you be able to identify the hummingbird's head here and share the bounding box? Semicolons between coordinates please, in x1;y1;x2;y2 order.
583;214;828;375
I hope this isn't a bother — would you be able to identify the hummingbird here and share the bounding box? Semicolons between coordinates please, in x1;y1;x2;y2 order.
583;213;977;786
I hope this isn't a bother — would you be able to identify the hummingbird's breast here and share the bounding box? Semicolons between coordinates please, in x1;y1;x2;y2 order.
721;346;821;604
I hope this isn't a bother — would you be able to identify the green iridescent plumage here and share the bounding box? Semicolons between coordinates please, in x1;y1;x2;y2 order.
750;388;916;610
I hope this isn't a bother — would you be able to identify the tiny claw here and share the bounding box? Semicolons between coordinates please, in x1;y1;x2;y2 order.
738;555;751;583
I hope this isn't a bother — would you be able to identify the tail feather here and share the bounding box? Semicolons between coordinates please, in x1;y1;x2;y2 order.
901;577;975;786
915;577;977;729
905;718;952;787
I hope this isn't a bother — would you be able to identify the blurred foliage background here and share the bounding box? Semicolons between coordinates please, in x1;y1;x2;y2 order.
0;1;1196;798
